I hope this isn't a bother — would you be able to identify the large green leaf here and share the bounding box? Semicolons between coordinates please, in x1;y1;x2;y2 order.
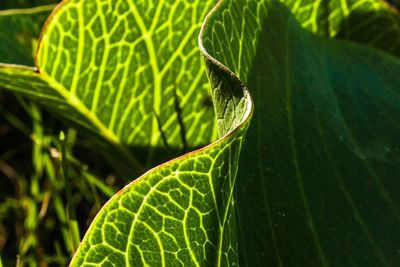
201;0;400;265
70;110;251;266
68;7;253;263
71;0;400;265
0;2;251;265
0;0;218;175
1;0;400;266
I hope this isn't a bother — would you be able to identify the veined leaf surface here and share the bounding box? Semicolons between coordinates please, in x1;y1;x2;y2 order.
202;0;400;265
70;107;251;266
64;0;253;264
69;10;253;263
286;0;400;57
1;0;399;266
0;0;219;174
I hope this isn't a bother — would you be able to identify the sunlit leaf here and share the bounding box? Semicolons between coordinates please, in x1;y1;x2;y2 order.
0;0;218;175
0;0;399;266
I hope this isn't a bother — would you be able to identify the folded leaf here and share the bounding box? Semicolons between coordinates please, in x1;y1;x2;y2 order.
1;0;399;266
70;107;251;266
68;0;254;264
202;0;400;265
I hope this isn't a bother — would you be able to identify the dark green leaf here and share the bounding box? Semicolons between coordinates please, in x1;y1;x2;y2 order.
202;0;400;265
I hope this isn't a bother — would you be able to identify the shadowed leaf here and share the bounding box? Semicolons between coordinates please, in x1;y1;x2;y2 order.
202;0;400;265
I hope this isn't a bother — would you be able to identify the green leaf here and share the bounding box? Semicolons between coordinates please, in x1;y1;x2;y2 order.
286;0;400;58
69;61;252;265
0;0;218;175
1;0;400;266
70;115;251;266
202;0;400;265
60;0;253;264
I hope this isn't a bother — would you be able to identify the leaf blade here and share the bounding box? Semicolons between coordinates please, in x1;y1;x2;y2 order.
202;0;400;265
69;61;252;266
0;0;219;173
